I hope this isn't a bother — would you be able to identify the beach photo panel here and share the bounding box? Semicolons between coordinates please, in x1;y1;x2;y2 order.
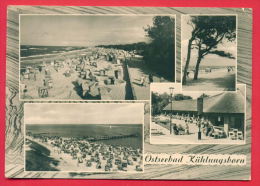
24;103;144;173
181;14;237;92
19;14;176;101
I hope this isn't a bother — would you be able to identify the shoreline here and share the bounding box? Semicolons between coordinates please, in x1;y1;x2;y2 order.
20;47;90;60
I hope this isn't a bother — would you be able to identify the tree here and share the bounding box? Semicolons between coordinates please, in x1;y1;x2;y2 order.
174;93;192;101
198;93;209;99
144;16;175;81
151;92;170;115
152;92;193;115
182;16;236;85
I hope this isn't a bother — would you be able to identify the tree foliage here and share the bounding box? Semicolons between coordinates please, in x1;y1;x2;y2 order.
98;42;147;53
98;16;175;81
143;16;175;81
198;93;210;98
152;92;192;115
152;92;169;115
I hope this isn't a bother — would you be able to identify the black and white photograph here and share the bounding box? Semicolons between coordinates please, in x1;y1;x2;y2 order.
6;6;252;180
24;103;144;172
150;83;245;144
181;15;237;91
19;15;175;101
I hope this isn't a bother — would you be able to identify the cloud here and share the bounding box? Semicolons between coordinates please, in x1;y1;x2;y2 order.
20;15;154;46
25;103;144;125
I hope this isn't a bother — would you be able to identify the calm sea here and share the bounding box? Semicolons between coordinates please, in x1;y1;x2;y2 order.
20;45;87;57
26;124;143;149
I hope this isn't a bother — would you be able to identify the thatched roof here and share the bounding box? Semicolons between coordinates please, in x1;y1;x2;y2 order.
163;91;244;114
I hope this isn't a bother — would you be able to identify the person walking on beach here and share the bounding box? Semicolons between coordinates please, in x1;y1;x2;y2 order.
185;123;190;135
227;66;231;72
148;74;153;84
140;75;145;86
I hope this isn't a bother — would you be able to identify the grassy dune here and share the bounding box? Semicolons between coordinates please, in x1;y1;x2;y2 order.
26;140;60;171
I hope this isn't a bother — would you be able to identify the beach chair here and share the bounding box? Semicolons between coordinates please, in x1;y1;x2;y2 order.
122;160;128;168
23;72;29;80
43;79;53;88
237;131;244;140
229;131;237;140
80;71;86;79
29;72;36;81
136;165;143;172
105;165;111;171
205;68;212;73
86;161;92;167
117;164;124;171
64;70;71;77
20;83;27;95
38;87;48;98
96;163;102;169
127;160;133;165
115;159;121;165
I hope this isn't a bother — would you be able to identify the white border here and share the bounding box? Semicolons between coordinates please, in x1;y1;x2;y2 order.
149;82;246;145
19;14;177;102
180;14;238;92
23;102;145;173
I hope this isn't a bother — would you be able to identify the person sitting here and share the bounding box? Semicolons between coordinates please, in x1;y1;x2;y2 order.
207;122;214;137
173;124;179;135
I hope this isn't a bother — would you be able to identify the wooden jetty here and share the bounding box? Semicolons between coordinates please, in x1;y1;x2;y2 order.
87;134;138;142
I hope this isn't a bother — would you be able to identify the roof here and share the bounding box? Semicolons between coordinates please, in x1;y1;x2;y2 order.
163;91;245;114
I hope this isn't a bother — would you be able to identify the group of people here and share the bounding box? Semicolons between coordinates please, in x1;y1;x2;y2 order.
158;113;216;137
26;134;143;172
227;66;235;72
20;47;131;99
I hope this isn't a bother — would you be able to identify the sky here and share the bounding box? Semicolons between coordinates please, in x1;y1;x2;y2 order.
181;15;237;67
24;103;144;125
150;83;242;99
20;15;155;46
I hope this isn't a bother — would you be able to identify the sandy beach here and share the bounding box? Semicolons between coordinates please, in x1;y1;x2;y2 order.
25;134;143;172
183;68;236;91
20;47;134;100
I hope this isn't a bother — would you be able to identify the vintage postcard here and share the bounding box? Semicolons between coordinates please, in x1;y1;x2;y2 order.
5;6;252;180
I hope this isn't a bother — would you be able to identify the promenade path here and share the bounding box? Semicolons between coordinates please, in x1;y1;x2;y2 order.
127;58;169;100
150;122;244;144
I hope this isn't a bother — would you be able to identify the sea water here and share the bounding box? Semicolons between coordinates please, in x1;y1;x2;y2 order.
26;124;143;149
